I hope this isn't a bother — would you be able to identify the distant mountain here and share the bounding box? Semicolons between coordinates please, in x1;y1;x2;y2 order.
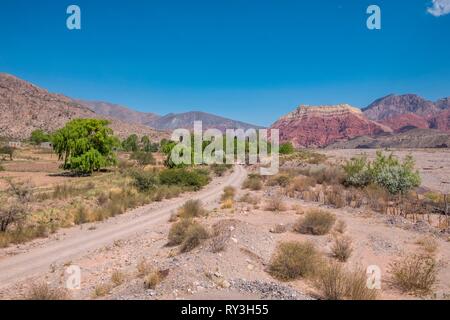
363;94;450;133
77;100;160;125
271;104;391;148
146;111;263;132
0;73;167;140
326;128;450;149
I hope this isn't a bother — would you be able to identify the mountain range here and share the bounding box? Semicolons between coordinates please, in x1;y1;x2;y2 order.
1;72;449;149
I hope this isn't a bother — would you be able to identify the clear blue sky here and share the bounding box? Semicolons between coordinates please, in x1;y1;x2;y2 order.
1;0;449;126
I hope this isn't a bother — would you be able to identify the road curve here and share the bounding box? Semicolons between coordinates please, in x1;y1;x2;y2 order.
0;165;247;289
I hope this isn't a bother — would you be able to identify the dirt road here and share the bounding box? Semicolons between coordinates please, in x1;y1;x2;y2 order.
0;165;247;289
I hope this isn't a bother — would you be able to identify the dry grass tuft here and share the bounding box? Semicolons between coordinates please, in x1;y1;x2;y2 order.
389;254;439;295
294;209;336;235
330;235;353;262
178;200;207;219
111;270;125;287
269;241;322;281
26;283;69;300
265;196;287;212
416;237;438;255
334;220;347;234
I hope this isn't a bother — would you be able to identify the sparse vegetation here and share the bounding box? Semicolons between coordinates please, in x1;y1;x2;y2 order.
389;254;439;295
178;200;207;219
144;272;161;289
265;196;287;212
179;223;209;253
130;151;156;166
294;209;336;235
269;241;322;281
242;174;263;191
111;270;125;286
330;235;353;262
92;283;111;298
334;220;347;234
27;283;69;300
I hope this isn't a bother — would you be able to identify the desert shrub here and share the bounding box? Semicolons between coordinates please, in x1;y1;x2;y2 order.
179;223;209;253
168;219;194;246
344;152;421;195
334;220;347;234
159;168;210;190
308;166;345;185
111;270;125;286
221;198;234;209
97;192;109;206
279;142;295;155
144;272;161;289
324;185;345;208
294;209;336;235
331;235;353;262
389;254;439;294
287;176;316;194
130;169;159;192
267;174;291;187
416;237;438;255
136;258;153;277
73;206;89;225
0;162;4;171
221;186;236;201
238;193;259;205
269;241;322;280
178;200;206;219
0;233;11;248
27;283;69;300
242;174;263;191
265;196;287;212
364;184;389;213
211;164;232;177
315;263;377;300
0;201;27;232
92;283;111;297
210;223;231;253
130;151;156;166
270;224;287;234
343;156;372;188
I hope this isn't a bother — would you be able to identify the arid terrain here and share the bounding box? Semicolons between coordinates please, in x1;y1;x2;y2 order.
0;147;449;300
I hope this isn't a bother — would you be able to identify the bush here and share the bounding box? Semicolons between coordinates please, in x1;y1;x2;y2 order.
221;186;236;201
131;151;156;166
27;283;69;300
267;174;291;187
144;272;161;289
315;263;377;300
178;200;206;219
159;168;210;190
111;270;125;286
221;198;234;209
130;169;159;192
265;196;287;212
294;209;336;235
279;142;295;155
334;220;347;234
168;219;193;246
239;193;259;205
92;283;111;298
136;258;153;278
343;152;421;195
308;166;345;185
269;241;322;280
73;206;89;225
331;235;353;262
287;176;316;194
389;254;439;294
211;164;232;177
179;223;209;253
242;174;263;191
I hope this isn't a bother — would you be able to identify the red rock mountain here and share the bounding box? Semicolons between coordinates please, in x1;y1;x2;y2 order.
0;73;168;140
271;104;392;148
363;94;450;132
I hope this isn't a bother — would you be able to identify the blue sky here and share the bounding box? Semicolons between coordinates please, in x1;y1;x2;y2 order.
0;0;449;126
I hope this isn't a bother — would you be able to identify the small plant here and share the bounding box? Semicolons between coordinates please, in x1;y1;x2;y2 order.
416;237;438;255
179;223;209;253
389;254;439;295
178;200;206;219
267;174;291;187
73;206;89;225
136;258;153;277
239;193;259;205
269;241;322;281
334;220;347;234
221;186;236;201
242;174;263;191
93;283;111;298
111;270;125;286
144;272;160;289
315;264;377;300
168;219;194;246
294;209;336;235
330;235;353;262
221;198;234;209
26;283;69;300
265;196;287;212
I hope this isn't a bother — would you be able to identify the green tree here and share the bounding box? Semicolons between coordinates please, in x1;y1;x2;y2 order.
122;134;139;152
52;119;119;174
30;129;50;145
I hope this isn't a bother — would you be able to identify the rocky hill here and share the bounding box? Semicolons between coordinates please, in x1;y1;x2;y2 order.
363;94;450;132
0;73;168;141
77;100;160;125
146;111;263;132
271;104;391;148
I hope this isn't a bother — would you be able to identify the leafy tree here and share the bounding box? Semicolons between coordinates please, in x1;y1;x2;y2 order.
30;129;50;145
122;134;139;152
279;142;295;155
52;119;119;174
141;136;159;152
